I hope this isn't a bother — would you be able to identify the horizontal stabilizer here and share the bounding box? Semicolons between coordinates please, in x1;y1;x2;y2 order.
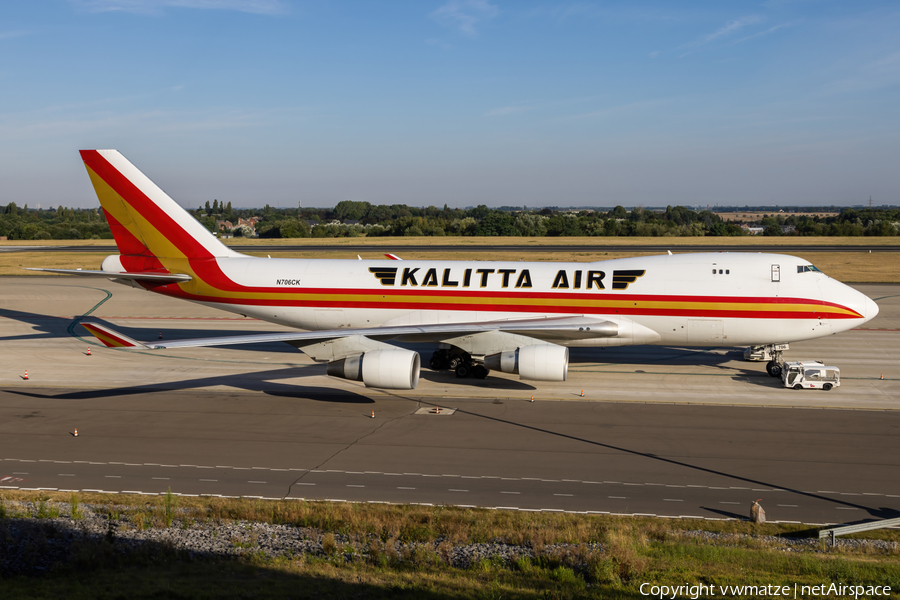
81;323;150;348
25;268;191;283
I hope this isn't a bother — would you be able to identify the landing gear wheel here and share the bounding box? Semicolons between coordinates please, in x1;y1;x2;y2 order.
766;361;783;378
823;383;833;391
472;365;489;379
455;364;470;378
449;356;464;370
793;384;802;390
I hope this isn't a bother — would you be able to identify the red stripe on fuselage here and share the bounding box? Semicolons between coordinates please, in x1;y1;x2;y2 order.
154;287;860;320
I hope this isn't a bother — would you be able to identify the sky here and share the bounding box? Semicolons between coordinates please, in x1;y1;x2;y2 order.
1;1;898;209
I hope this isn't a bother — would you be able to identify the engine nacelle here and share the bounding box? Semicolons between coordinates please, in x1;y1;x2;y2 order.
326;349;421;390
484;345;568;382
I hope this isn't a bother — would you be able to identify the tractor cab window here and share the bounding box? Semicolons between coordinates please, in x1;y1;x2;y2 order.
786;368;801;385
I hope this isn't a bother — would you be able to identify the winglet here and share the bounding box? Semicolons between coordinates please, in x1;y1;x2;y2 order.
81;323;150;349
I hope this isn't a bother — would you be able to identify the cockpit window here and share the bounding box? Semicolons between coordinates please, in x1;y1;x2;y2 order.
797;265;821;273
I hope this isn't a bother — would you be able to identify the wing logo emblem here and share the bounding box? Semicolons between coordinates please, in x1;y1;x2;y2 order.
612;270;646;290
369;267;399;286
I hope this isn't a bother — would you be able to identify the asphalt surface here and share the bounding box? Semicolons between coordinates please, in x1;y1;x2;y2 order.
1;277;899;525
2;244;900;253
2;388;899;525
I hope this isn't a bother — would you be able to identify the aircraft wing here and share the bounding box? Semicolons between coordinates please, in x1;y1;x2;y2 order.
80;315;618;350
26;268;192;283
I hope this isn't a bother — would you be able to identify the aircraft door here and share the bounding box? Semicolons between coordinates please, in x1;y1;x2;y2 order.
687;319;724;344
771;265;780;282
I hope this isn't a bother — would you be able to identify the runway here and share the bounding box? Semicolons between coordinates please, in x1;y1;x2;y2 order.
2;243;900;253
1;278;899;524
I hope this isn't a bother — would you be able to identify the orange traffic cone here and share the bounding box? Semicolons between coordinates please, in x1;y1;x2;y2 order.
73;429;78;437
530;395;534;402
86;346;91;356
158;332;163;339
371;410;375;418
23;370;28;380
580;390;585;397
881;374;884;380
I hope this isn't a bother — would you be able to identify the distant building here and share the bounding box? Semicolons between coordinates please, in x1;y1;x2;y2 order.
215;220;234;231
741;224;765;235
234;217;260;237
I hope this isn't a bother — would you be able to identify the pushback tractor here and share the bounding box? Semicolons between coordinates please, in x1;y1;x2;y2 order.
781;361;840;391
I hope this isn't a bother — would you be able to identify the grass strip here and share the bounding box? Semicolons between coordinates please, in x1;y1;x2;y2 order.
1;491;898;599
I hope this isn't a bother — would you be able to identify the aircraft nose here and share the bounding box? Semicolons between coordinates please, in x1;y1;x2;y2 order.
865;294;880;321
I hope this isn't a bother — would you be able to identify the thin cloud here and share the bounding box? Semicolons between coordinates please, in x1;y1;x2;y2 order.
556;98;668;122
68;0;288;16
732;21;794;44
431;0;499;36
677;15;765;57
425;37;453;50
684;15;764;49
0;106;306;142
826;50;900;94
484;105;535;116
0;30;32;40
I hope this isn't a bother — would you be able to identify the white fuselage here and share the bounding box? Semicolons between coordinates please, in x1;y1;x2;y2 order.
143;252;878;348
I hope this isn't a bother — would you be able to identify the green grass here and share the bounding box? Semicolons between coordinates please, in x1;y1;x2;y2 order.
2;491;899;599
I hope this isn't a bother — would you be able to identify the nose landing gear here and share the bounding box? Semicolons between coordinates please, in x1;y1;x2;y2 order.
763;345;787;378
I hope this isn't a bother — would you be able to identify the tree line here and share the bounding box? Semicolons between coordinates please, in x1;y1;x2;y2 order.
0;203;111;240
1;201;898;240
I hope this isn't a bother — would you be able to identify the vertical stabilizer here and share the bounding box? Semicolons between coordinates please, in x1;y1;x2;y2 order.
80;149;241;262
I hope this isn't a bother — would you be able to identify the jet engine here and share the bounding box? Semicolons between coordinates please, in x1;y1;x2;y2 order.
484;345;568;381
326;349;421;389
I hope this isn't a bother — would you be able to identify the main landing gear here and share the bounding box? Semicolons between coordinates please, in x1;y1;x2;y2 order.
430;349;489;379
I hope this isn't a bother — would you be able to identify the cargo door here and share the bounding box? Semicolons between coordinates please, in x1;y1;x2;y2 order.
687;319;724;344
